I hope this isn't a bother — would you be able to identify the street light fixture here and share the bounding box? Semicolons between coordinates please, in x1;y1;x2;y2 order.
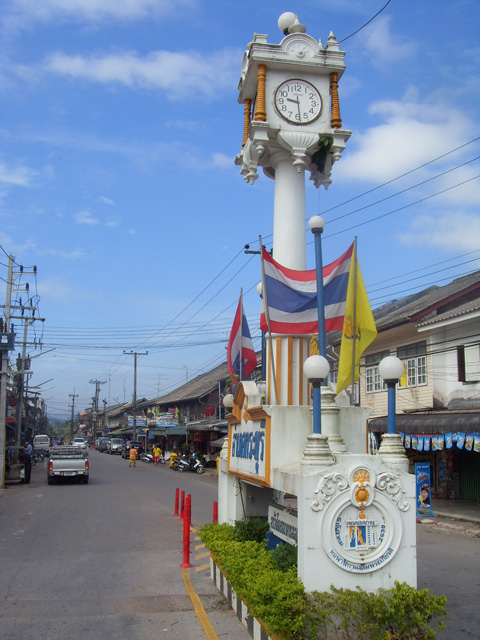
378;356;404;435
223;394;234;410
304;354;330;435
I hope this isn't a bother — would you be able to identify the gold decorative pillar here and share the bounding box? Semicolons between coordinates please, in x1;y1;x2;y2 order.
254;64;267;122
330;72;342;129
242;99;252;147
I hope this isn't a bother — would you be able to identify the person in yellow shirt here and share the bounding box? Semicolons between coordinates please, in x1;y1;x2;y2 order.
129;446;138;467
153;444;162;466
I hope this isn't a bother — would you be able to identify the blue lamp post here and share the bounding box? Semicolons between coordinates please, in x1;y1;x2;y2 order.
304;355;330;435
378;356;404;434
308;216;326;359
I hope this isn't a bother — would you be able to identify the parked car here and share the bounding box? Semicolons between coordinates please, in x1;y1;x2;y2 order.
106;438;124;455
121;441;143;459
33;434;51;455
72;437;88;450
97;437;109;453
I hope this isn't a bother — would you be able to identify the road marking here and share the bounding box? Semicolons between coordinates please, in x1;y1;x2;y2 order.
195;551;210;560
195;563;210;573
182;567;219;640
195;543;206;550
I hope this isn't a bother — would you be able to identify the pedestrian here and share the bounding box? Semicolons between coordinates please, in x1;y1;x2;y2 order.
129;446;138;467
25;442;33;456
19;447;32;484
153;444;162;466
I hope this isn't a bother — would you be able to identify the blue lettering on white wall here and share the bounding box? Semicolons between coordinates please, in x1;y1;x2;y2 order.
232;430;265;470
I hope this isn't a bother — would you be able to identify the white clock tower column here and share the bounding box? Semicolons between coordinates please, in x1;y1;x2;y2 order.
236;13;351;403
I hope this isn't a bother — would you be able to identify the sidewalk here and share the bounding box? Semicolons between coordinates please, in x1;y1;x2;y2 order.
416;498;480;537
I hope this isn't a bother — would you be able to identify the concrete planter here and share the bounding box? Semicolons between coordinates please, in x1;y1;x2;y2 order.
210;557;276;640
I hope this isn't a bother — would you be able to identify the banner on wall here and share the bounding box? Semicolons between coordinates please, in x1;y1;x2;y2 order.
415;462;435;518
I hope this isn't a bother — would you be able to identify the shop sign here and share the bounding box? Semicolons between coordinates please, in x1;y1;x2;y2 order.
415;462;435;518
268;505;297;546
127;416;146;427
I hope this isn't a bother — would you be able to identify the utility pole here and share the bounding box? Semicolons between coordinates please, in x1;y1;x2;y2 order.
69;392;79;442
123;350;148;441
103;398;107;435
0;256;15;488
89;380;106;443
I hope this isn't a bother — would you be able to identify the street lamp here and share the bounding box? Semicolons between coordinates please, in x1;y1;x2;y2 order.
223;394;234;410
309;216;326;360
304;354;330;435
378;356;404;435
377;355;408;471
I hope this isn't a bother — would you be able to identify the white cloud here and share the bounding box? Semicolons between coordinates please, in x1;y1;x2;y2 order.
398;211;480;252
211;153;233;169
105;217;119;227
362;16;417;69
127;228;136;235
0;161;36;186
44;48;239;99
6;0;194;22
75;210;99;225
39;247;86;259
98;196;115;206
338;93;477;186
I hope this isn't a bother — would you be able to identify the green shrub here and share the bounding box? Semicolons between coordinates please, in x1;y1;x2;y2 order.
269;542;298;572
199;523;448;640
307;582;448;640
233;516;269;543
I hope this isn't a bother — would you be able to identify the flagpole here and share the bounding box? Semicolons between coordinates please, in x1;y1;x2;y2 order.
239;288;244;380
350;237;358;406
259;236;279;404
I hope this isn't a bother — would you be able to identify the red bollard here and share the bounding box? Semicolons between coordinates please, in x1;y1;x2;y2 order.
180;490;185;520
213;501;218;523
180;494;192;568
173;488;179;516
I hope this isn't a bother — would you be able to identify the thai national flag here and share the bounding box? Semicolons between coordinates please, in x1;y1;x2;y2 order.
260;243;354;335
227;296;258;378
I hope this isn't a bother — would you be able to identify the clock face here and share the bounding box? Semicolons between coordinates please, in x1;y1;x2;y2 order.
274;79;322;125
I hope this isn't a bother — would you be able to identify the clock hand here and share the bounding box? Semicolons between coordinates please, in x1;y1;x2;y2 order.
287;96;301;120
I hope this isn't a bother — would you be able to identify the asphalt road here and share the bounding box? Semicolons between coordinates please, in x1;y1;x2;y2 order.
0;450;249;640
0;450;478;640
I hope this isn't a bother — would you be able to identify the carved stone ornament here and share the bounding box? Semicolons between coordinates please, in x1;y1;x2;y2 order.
311;472;348;511
376;472;410;512
315;464;405;573
277;131;320;171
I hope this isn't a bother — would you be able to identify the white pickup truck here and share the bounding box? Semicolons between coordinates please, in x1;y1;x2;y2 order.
48;446;89;484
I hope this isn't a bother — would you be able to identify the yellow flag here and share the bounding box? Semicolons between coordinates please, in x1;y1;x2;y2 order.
336;245;377;394
399;360;408;388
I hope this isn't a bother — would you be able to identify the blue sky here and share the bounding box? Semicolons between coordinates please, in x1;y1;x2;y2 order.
1;0;479;420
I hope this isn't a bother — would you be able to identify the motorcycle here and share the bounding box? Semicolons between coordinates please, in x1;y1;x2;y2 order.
139;451;154;463
177;455;204;474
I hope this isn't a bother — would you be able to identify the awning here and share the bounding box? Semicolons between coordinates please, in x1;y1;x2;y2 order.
210;436;225;448
149;427;186;436
185;420;228;432
369;412;480;434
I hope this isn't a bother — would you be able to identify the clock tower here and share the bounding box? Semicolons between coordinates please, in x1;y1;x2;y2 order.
236;13;351;270
236;13;351;407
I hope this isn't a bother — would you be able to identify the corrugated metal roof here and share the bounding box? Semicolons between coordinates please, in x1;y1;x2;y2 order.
415;299;480;327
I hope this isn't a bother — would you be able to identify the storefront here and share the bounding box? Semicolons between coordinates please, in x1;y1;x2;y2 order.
369;412;480;501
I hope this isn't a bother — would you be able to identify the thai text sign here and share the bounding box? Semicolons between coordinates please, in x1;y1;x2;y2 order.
268;505;298;546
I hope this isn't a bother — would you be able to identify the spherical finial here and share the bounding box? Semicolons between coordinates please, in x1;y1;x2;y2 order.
256;281;263;297
278;12;296;35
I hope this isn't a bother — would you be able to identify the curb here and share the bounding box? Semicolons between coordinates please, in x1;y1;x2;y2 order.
417;517;480;538
210;558;273;640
